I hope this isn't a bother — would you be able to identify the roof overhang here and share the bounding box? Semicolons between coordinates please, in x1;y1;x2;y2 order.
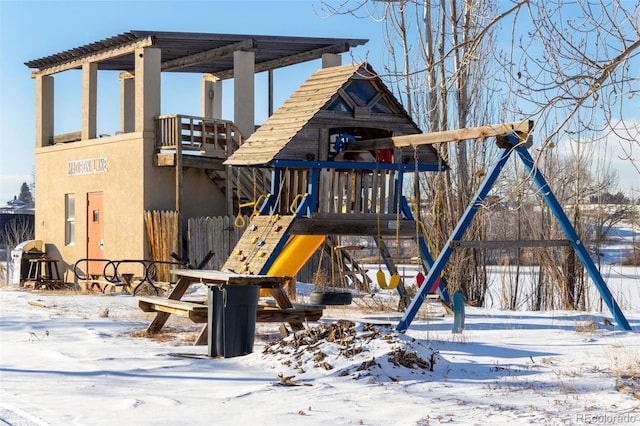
25;30;368;78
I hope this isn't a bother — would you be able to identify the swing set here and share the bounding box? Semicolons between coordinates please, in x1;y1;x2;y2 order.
346;119;631;332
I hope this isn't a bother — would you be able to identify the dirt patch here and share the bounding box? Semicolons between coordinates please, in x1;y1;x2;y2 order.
262;320;442;383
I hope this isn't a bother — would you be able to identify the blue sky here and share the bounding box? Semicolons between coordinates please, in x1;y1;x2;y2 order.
0;0;382;203
1;1;637;204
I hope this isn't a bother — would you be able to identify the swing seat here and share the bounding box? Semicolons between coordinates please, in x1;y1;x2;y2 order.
377;270;400;290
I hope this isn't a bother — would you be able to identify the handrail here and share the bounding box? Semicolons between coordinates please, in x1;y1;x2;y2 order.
72;258;110;280
154;114;243;152
289;193;307;214
73;258;187;295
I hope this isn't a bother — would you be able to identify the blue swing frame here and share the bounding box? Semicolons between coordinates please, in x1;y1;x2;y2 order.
397;132;632;332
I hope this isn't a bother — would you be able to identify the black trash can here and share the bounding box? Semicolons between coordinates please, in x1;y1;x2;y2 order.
208;284;260;358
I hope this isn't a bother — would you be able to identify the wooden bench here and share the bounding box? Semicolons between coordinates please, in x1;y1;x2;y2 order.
138;297;208;323
138;295;324;345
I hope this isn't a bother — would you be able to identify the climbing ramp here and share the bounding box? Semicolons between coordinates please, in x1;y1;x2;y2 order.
223;215;296;275
223;215;325;278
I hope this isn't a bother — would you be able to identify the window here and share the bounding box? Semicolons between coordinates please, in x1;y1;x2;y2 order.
65;194;75;245
344;79;377;106
326;80;396;114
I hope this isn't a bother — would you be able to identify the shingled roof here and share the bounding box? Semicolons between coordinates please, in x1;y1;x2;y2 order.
225;62;442;166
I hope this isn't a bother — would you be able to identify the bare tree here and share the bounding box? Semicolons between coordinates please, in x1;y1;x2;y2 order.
319;0;638;312
4;217;34;250
503;1;639;170
320;0;529;305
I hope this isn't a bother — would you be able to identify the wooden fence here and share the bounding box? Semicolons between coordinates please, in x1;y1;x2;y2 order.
144;210;179;282
187;216;247;270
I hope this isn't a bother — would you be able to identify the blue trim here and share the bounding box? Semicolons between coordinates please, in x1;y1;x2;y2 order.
272;159;445;172
258;168;280;215
259;233;292;274
307;167;320;215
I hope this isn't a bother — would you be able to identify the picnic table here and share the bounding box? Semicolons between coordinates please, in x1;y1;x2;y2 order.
138;269;324;345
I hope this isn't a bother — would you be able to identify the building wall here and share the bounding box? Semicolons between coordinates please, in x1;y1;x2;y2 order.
35;132;226;280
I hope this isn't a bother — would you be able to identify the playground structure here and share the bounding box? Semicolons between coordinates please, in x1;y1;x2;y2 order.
136;61;451;343
223;62;451;308
133;59;633;343
223;63;632;332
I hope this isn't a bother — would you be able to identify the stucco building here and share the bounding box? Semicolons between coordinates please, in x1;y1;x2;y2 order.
25;31;366;278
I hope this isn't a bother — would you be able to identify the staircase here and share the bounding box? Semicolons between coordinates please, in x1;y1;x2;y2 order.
153;114;272;215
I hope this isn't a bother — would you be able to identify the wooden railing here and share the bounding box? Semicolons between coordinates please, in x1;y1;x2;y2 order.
155;114;243;157
319;168;397;215
271;168;399;216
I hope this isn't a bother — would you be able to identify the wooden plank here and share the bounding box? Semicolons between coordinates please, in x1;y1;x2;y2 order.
318;169;329;213
51;131;82;144
138;296;207;311
386;170;396;213
180;135;229;146
336;171;345;213
348;120;534;150
145;275;197;334
221;215;296;275
354;170;363;213
344;171;354;213
267;286;304;330
379;171;387;214
195;326;208;346
139;302;208;323
289;215;416;236
371;170;379;214
170;269;292;287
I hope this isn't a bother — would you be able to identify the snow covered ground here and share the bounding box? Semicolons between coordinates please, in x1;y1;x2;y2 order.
1;276;639;426
1;223;638;425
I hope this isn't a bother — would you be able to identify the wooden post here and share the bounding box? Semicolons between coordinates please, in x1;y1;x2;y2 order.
175;118;183;259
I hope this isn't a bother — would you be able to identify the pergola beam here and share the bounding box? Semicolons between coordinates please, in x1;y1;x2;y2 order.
30;37;155;77
160;39;257;72
213;43;350;80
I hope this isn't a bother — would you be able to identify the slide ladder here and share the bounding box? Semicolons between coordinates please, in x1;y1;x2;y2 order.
223;215;324;280
223;215;296;275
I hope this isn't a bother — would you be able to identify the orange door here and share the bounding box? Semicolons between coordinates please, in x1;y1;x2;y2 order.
87;192;104;276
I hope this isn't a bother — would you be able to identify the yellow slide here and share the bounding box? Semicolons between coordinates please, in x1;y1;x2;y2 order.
263;235;325;296
267;235;325;276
